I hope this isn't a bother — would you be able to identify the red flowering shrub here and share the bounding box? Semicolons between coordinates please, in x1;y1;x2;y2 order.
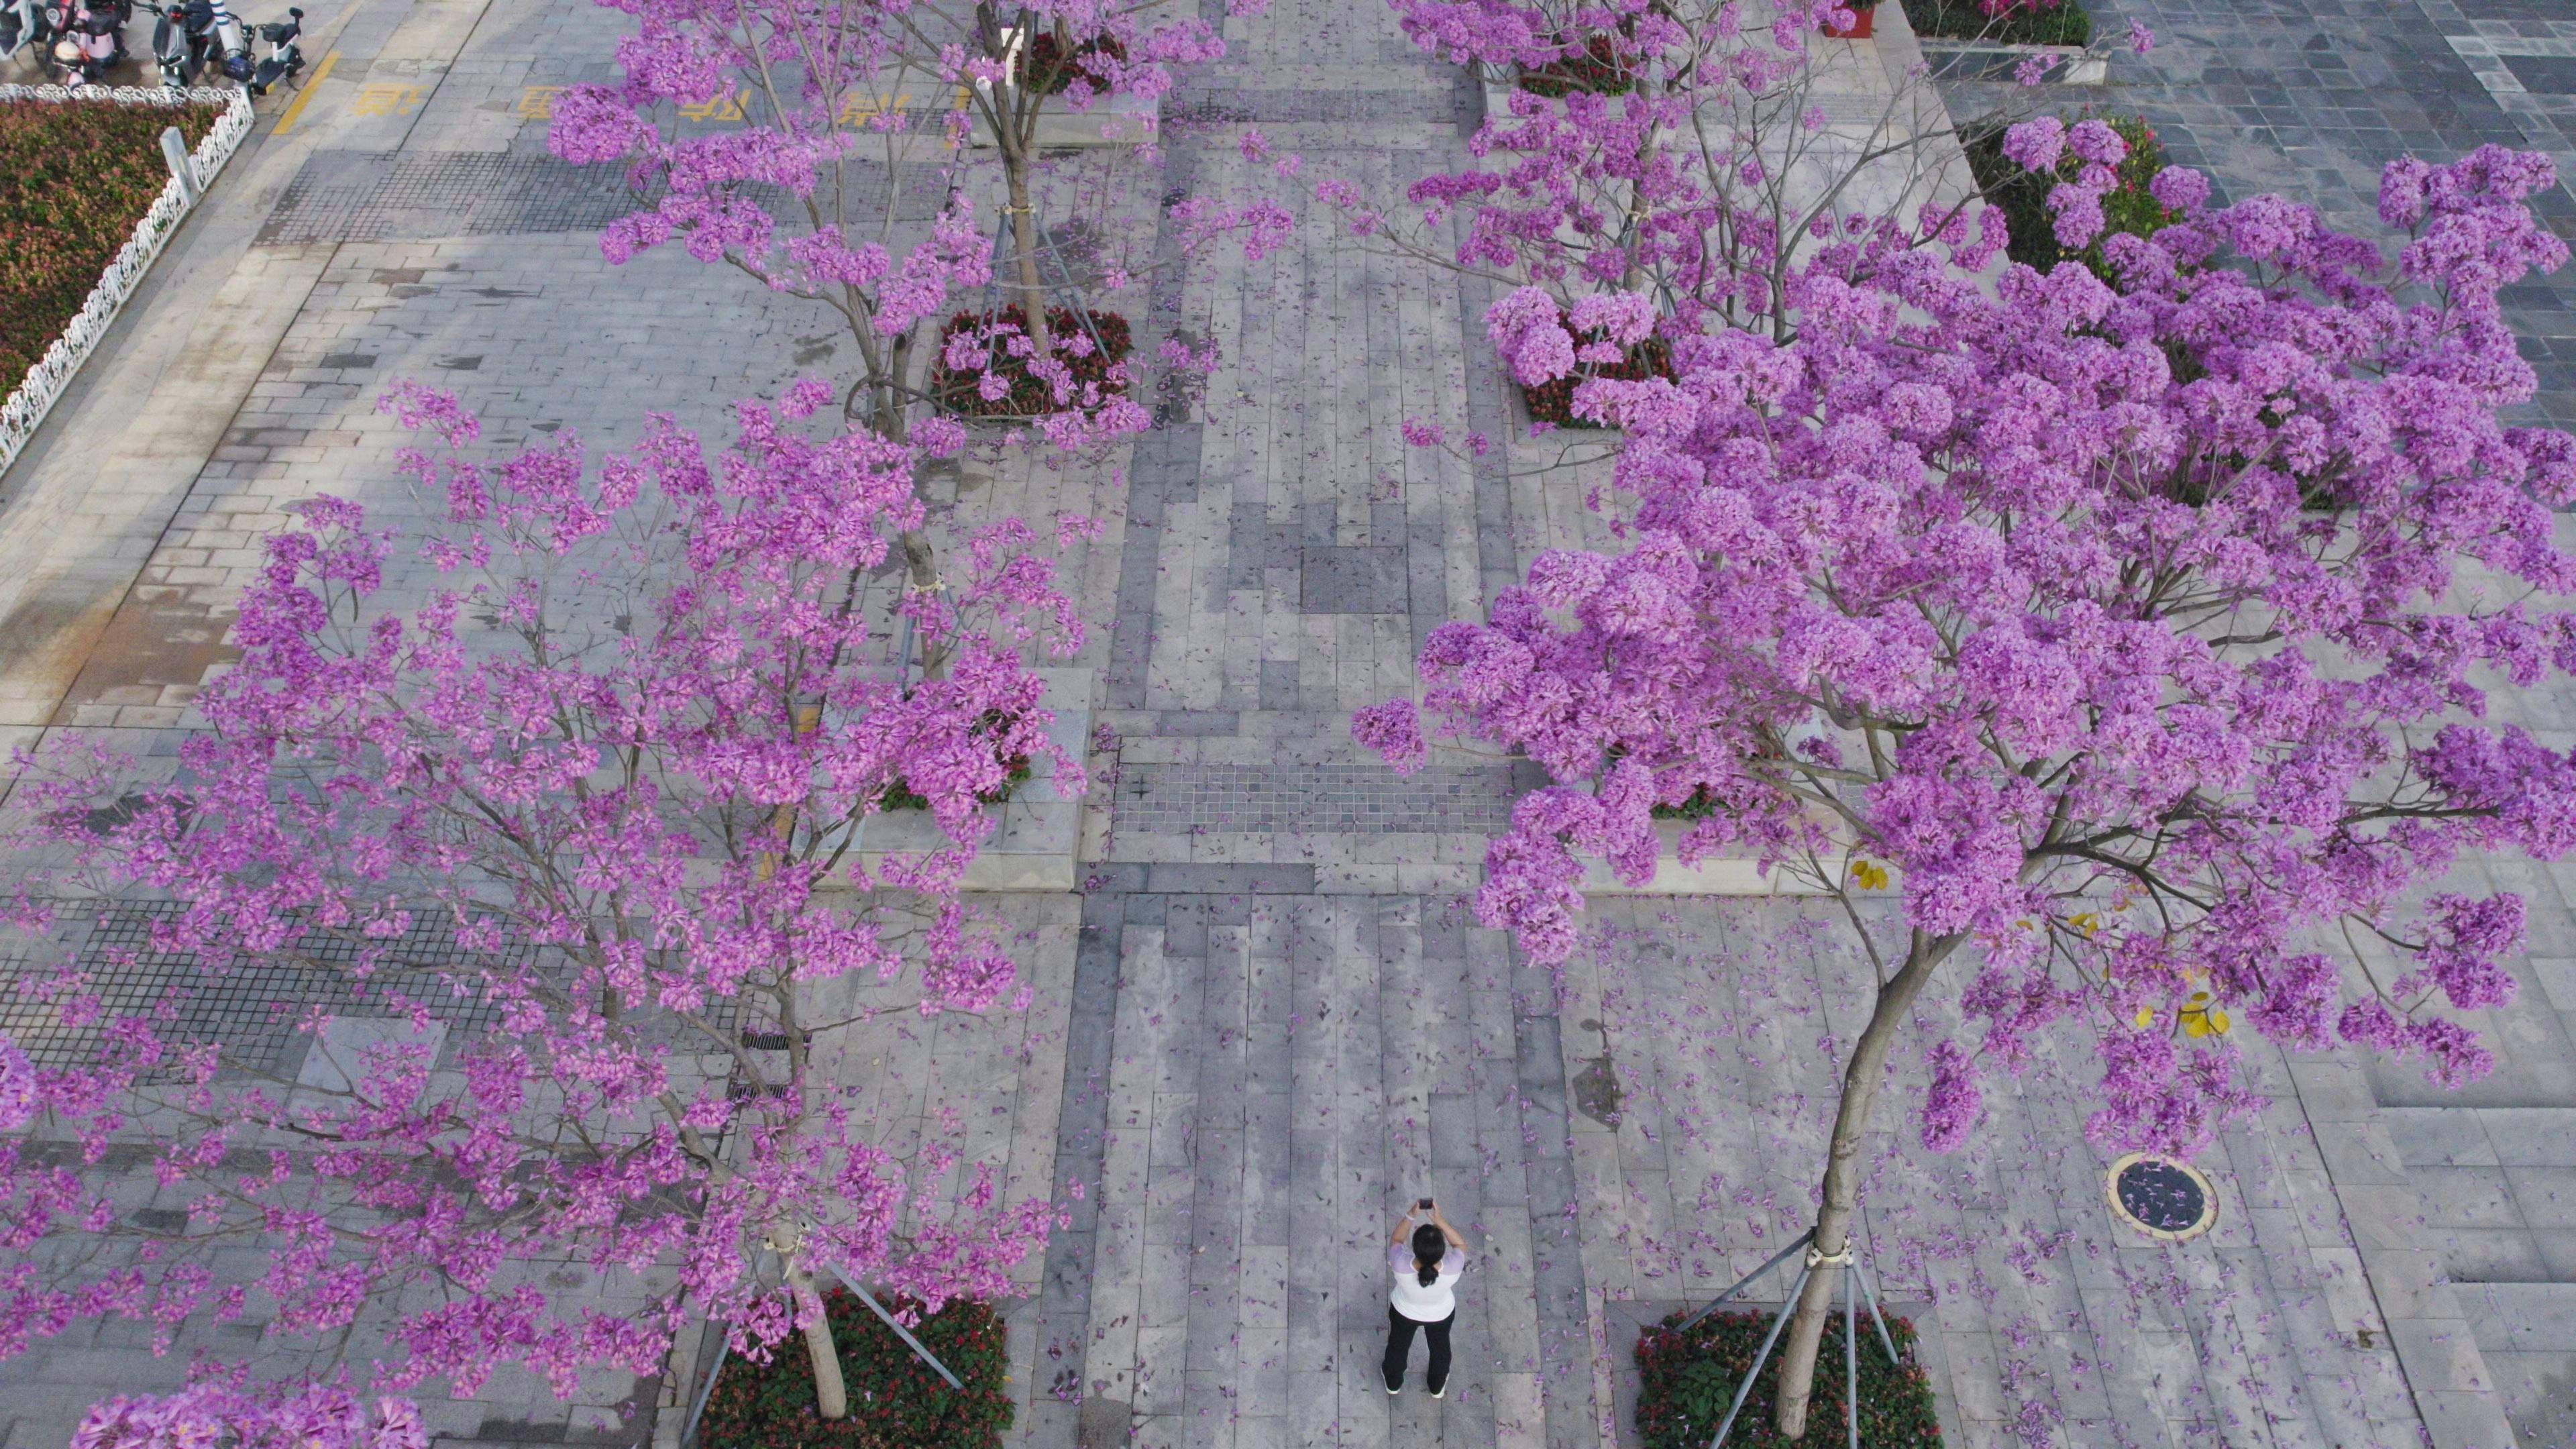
694;1291;1013;1448
1635;1309;1940;1448
0;99;222;396
881;709;1035;812
931;305;1133;419
1021;32;1126;94
1519;309;1672;428
1516;34;1635;96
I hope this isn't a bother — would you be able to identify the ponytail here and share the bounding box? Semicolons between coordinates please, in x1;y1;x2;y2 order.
1410;1222;1446;1289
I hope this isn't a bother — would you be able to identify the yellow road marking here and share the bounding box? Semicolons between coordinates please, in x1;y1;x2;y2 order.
270;49;337;134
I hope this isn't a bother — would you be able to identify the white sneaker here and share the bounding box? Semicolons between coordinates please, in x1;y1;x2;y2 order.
1431;1384;1446;1399
1386;1384;1400;1395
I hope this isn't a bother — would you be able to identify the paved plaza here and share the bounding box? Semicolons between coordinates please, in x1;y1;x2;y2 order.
3;0;2576;1446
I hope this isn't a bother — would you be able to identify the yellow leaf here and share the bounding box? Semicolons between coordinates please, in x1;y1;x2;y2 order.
2188;991;2210;1006
1847;860;1890;890
2133;1007;2155;1029
2208;1010;2229;1034
2068;912;2098;936
2183;1014;2212;1038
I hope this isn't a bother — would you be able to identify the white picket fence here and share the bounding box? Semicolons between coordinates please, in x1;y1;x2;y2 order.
0;84;255;479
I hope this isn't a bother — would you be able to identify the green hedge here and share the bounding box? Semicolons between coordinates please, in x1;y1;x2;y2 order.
1900;0;2090;46
0;100;223;398
1635;1306;1943;1449
1963;113;2174;282
696;1291;1014;1449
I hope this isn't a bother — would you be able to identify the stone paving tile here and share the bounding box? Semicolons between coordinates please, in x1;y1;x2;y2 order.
1040;890;1576;1449
1117;763;1523;837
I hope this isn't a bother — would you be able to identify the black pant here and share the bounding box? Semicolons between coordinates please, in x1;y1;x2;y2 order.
1383;1305;1454;1393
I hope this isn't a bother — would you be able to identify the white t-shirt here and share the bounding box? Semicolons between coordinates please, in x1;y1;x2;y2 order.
1389;1242;1466;1321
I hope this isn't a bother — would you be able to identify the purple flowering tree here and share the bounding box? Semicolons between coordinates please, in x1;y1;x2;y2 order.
1358;139;2576;1436
71;1381;427;1449
1375;0;2021;341
922;0;1267;359
548;0;1283;467
1;380;1085;1424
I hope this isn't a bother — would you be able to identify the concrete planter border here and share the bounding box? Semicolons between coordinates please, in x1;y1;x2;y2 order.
967;89;1158;148
1919;40;2106;85
1574;816;1892;898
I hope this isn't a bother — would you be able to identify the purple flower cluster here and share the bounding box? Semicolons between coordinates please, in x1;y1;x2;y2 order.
1362;145;2576;1161
73;1381;426;1449
1;384;1086;1410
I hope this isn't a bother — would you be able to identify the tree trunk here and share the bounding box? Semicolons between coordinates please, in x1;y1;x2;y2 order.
789;1263;849;1419
1773;931;1961;1439
1002;142;1053;362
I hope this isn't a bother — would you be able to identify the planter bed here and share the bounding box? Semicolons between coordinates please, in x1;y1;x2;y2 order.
1961;112;2174;280
0;85;252;478
694;1289;1013;1449
1635;1305;1943;1448
1520;315;1672;431
930;305;1133;420
1898;0;2090;46
837;667;1089;892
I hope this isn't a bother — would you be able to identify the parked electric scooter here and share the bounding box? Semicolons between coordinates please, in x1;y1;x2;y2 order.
143;0;193;83
0;0;58;63
245;2;295;94
143;0;237;85
45;0;122;85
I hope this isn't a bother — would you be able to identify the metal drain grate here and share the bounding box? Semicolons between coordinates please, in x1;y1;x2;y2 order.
0;902;513;1075
257;149;647;244
2;901;740;1076
256;148;954;246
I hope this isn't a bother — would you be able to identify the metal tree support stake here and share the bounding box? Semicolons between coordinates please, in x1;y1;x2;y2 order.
833;1271;967;1391
676;1273;967;1446
1683;1236;1905;1449
158;125;199;203
1672;1229;1813;1336
676;1334;729;1449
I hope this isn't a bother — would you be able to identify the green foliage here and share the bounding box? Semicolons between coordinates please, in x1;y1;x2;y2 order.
1900;0;2090;46
0;100;223;396
932;306;1133;419
1652;790;1716;821
1635;1307;1943;1449
1964;112;2175;282
696;1292;1014;1449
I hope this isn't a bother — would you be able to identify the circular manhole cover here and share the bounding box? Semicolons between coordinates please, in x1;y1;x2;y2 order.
2105;1153;2217;1242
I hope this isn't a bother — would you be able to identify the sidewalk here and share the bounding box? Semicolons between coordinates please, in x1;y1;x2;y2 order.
0;0;2551;1444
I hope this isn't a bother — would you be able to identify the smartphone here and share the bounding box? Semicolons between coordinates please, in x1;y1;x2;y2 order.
1418;1197;1435;1211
